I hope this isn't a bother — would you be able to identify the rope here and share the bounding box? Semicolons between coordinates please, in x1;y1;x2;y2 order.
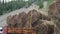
30;11;32;29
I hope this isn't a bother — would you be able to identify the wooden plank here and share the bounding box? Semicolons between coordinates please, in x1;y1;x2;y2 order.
7;28;36;34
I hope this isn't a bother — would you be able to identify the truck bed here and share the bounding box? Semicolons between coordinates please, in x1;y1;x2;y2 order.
7;28;36;34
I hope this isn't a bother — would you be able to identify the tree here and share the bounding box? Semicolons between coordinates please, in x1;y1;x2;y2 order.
0;0;40;15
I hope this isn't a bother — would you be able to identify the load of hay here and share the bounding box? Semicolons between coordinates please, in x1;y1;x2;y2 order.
7;9;54;34
48;0;60;34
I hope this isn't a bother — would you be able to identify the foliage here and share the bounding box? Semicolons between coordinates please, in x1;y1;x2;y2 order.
36;0;44;8
0;0;54;15
0;0;37;15
0;0;26;15
36;0;54;9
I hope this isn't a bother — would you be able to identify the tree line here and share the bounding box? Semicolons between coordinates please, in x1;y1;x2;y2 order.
0;0;37;15
0;0;54;15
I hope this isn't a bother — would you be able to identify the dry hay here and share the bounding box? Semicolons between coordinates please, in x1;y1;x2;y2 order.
7;9;54;34
7;12;27;28
33;20;54;34
7;9;52;28
17;12;27;28
48;0;60;34
25;9;41;28
48;1;60;20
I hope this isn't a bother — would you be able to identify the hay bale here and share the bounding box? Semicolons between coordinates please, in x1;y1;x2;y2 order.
25;9;41;28
24;9;51;28
48;1;60;20
17;12;27;28
56;0;60;3
7;12;27;28
48;1;60;34
28;9;41;23
41;14;51;21
13;14;18;28
33;20;54;34
7;15;12;27
7;14;18;28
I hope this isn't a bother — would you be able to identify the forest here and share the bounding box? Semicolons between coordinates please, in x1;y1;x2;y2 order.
0;0;53;15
